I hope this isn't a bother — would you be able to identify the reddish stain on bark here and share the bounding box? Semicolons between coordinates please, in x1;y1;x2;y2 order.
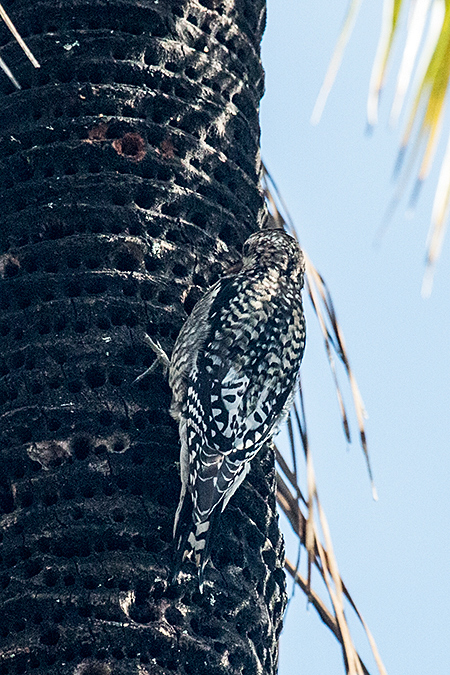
88;123;109;140
112;133;146;161
157;137;176;159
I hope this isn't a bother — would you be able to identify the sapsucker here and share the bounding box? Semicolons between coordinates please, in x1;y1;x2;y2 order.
168;227;306;589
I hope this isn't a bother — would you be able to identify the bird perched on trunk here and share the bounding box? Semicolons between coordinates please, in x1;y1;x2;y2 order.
166;227;306;591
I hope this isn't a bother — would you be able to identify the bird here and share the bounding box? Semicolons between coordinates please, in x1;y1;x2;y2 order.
166;227;306;591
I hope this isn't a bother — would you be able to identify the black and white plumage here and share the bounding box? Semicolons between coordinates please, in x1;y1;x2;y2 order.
169;228;306;589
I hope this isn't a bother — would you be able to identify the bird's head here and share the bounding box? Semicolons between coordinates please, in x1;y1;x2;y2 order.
241;228;305;284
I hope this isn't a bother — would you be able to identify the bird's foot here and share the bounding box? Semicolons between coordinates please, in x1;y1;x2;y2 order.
133;334;171;383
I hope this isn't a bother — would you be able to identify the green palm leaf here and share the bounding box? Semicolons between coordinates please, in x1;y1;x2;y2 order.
315;0;450;294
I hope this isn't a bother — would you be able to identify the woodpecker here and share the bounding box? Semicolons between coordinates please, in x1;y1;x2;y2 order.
167;227;306;590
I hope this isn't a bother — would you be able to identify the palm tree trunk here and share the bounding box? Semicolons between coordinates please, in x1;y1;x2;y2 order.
0;1;286;673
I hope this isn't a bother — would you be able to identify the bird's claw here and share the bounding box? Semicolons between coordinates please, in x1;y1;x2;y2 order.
133;334;171;383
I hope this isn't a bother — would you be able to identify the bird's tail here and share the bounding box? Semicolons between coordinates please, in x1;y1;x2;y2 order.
173;500;217;593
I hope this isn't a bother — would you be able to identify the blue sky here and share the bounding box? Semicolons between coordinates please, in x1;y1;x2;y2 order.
260;1;450;674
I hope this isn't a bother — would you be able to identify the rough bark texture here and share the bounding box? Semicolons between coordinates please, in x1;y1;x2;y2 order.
0;1;287;674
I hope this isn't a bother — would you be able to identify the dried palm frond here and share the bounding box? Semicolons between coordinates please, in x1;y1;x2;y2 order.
312;0;450;295
0;2;40;89
263;165;374;496
262;166;385;675
276;393;387;675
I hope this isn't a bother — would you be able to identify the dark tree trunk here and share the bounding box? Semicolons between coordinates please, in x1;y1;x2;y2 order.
0;1;286;674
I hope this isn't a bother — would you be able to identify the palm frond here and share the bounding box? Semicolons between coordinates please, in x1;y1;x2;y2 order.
263;165;375;496
0;3;40;89
368;0;403;126
276;402;387;675
313;0;450;294
311;0;363;125
262;167;384;675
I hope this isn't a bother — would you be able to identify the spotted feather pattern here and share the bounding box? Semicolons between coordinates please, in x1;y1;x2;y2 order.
169;228;306;589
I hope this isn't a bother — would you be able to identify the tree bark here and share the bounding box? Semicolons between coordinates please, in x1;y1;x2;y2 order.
0;1;286;674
